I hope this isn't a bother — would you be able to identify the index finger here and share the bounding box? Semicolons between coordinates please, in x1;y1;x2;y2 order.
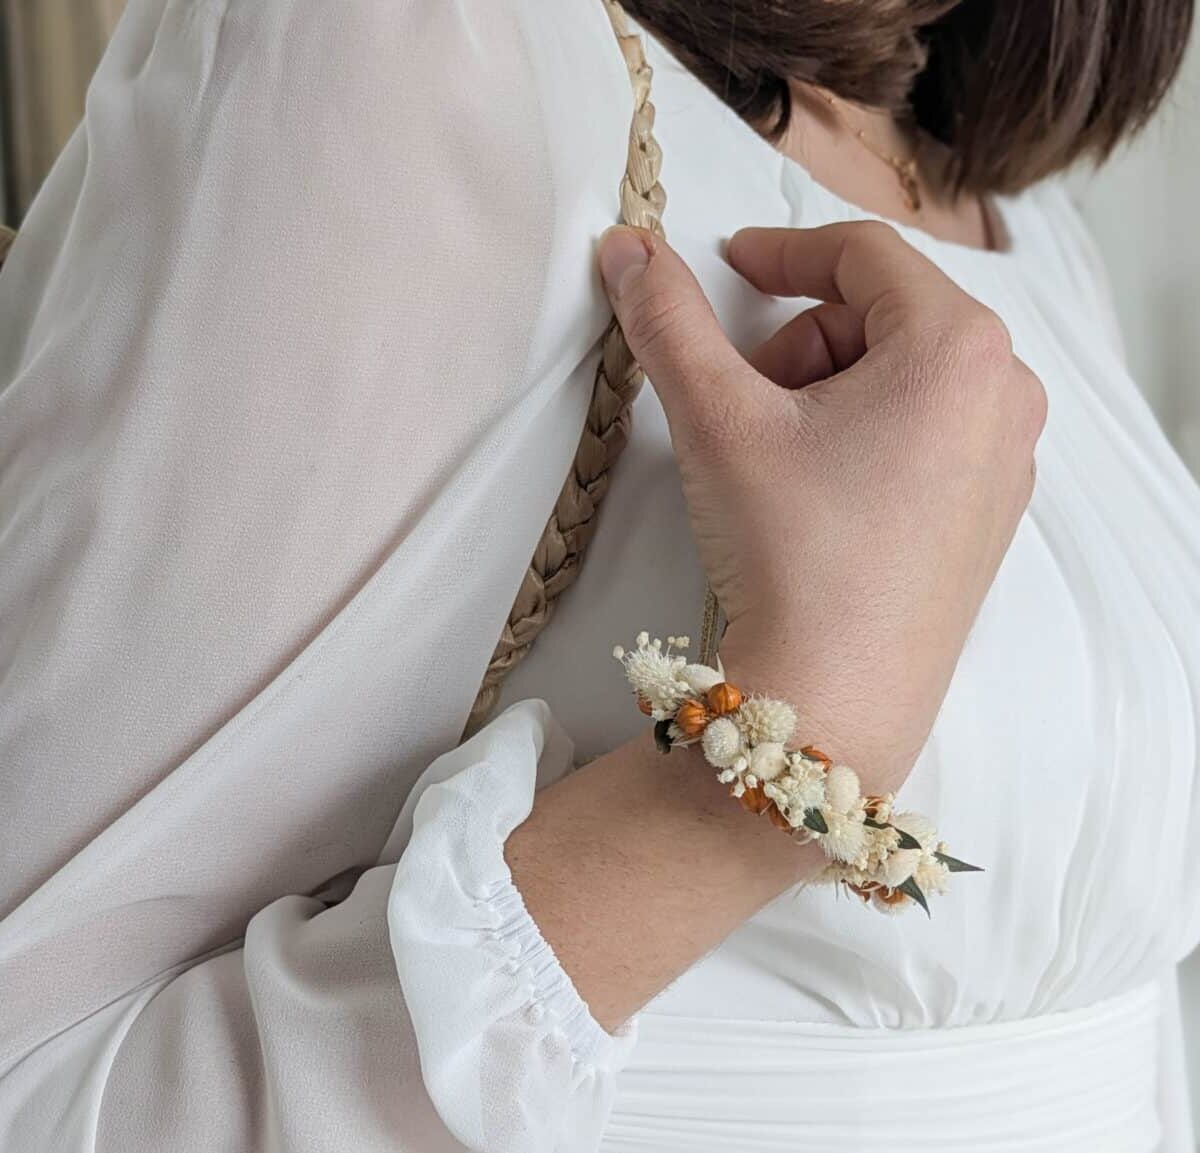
726;221;963;344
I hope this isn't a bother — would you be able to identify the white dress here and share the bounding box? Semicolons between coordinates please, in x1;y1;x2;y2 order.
1;1;1198;1151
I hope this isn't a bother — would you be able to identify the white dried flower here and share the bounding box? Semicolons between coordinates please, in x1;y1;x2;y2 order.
823;764;862;814
759;784;793;822
819;811;870;868
731;779;747;798
717;768;737;783
701;716;744;768
914;853;951;896
763;759;826;818
862;822;901;872
878;847;921;889
679;663;722;695
892;811;937;850
616;633;692;717
786;751;825;775
748;741;789;782
734;697;797;746
813;862;857;890
866;793;895;824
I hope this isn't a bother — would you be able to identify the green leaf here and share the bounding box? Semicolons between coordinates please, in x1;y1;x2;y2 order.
934;851;985;874
897;876;930;917
802;808;828;834
863;818;921;851
653;718;674;755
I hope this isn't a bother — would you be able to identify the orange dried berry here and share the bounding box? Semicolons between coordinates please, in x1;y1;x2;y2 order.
705;681;744;716
738;784;773;815
636;695;654;716
674;699;713;737
876;886;910;908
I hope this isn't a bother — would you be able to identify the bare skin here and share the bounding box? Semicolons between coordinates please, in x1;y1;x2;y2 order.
781;83;997;251
505;100;1044;1034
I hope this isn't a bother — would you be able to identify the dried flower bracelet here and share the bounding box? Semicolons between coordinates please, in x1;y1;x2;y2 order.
613;632;981;915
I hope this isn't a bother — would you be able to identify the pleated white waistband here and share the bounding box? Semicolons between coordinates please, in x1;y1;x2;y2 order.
602;981;1162;1152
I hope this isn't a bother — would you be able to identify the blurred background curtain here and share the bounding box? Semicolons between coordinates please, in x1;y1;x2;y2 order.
0;0;125;225
1076;37;1200;478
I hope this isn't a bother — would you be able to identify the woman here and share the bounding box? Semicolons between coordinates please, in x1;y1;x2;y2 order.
1;0;1197;1150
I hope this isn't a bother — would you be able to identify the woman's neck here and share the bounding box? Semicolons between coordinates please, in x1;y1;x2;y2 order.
778;82;1000;252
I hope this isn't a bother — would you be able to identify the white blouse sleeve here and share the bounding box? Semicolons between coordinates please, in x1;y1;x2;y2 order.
390;700;639;1153
0;0;638;1149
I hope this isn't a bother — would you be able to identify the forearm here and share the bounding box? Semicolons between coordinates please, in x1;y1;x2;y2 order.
504;722;824;1033
502;624;926;1035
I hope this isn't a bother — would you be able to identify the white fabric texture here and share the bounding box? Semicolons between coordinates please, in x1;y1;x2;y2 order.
603;981;1164;1152
1;0;1198;1151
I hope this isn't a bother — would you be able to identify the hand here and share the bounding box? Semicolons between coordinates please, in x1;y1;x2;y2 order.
597;221;1045;792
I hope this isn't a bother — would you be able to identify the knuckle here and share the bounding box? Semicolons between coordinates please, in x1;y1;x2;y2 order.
953;306;1013;370
848;218;903;253
842;220;907;277
1013;364;1049;439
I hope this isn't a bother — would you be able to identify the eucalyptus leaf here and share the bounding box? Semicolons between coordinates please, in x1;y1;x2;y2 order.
897;876;930;916
934;851;985;874
863;818;921;851
803;808;829;835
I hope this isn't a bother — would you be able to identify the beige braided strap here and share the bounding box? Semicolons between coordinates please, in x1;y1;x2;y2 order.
462;0;666;738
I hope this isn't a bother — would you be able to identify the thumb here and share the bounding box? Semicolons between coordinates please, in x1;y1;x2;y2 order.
597;226;749;423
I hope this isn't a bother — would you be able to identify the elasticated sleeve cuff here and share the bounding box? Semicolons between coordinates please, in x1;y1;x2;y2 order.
388;699;638;1153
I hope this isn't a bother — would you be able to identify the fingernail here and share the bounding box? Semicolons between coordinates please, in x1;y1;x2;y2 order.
598;226;653;299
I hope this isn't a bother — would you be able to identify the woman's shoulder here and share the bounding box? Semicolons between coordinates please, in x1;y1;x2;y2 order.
217;0;634;174
74;0;638;393
99;0;635;236
212;0;635;340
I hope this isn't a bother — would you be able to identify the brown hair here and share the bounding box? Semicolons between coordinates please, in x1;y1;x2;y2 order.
620;0;1195;194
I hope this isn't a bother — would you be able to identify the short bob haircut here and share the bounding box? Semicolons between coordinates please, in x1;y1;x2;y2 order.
623;0;1195;195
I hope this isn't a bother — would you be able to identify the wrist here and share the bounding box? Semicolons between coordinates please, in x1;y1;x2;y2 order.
609;630;981;918
638;730;825;883
716;628;913;796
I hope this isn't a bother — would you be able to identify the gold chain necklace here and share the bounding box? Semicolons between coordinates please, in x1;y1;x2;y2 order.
824;93;923;214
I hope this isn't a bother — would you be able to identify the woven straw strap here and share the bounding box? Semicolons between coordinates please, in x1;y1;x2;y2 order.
461;0;667;737
0;14;691;738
